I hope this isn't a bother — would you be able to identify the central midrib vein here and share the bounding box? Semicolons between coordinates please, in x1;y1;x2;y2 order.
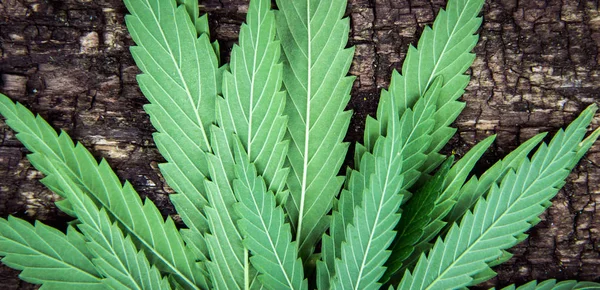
296;0;311;247
244;10;264;290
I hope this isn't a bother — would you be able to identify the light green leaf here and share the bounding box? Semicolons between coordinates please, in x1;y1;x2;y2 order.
175;0;209;37
203;125;247;290
319;78;441;289
0;216;103;290
0;94;208;290
45;162;171;290
231;139;306;290
275;0;355;260
398;104;600;290
330;79;441;290
180;0;289;287
444;133;547;228
218;0;289;202
382;157;453;284
363;0;485;173
396;133;546;278
124;0;221;257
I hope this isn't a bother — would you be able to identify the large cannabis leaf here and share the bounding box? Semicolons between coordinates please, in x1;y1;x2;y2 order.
384;132;546;282
129;0;298;287
318;0;487;287
275;0;355;261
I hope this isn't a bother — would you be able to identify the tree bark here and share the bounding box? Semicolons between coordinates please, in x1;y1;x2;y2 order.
0;0;599;288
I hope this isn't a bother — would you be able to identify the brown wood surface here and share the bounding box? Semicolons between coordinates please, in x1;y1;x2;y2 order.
0;0;599;288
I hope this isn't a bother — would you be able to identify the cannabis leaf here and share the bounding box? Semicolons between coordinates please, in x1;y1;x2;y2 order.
231;139;306;290
382;155;454;283
202;126;249;289
45;162;171;290
0;217;103;289
328;78;442;290
443;133;548;228
0;95;208;290
218;0;289;200
275;0;355;261
362;0;484;174
399;104;600;290
196;0;290;287
323;0;487;286
125;0;221;260
388;132;546;280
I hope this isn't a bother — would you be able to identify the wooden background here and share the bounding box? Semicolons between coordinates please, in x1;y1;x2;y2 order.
0;0;599;288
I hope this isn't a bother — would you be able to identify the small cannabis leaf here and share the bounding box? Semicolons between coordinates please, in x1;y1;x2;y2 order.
382;154;455;283
218;0;289;199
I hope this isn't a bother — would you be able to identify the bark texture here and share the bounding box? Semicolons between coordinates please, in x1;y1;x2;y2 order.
0;0;599;288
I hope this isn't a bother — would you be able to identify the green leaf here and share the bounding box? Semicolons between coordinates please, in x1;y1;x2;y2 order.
397;132;547;277
390;135;495;275
497;279;600;290
337;0;486;282
362;0;485;173
203;126;247;290
437;135;496;209
218;0;289;202
382;156;453;283
173;0;221;61
413;135;495;248
199;128;267;290
444;133;547;228
125;0;218;150
195;0;290;287
231;139;307;290
0;94;208;290
330;78;442;290
124;0;222;257
0;216;104;289
398;104;600;290
175;0;209;37
319;77;441;290
45;162;171;290
275;0;355;261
